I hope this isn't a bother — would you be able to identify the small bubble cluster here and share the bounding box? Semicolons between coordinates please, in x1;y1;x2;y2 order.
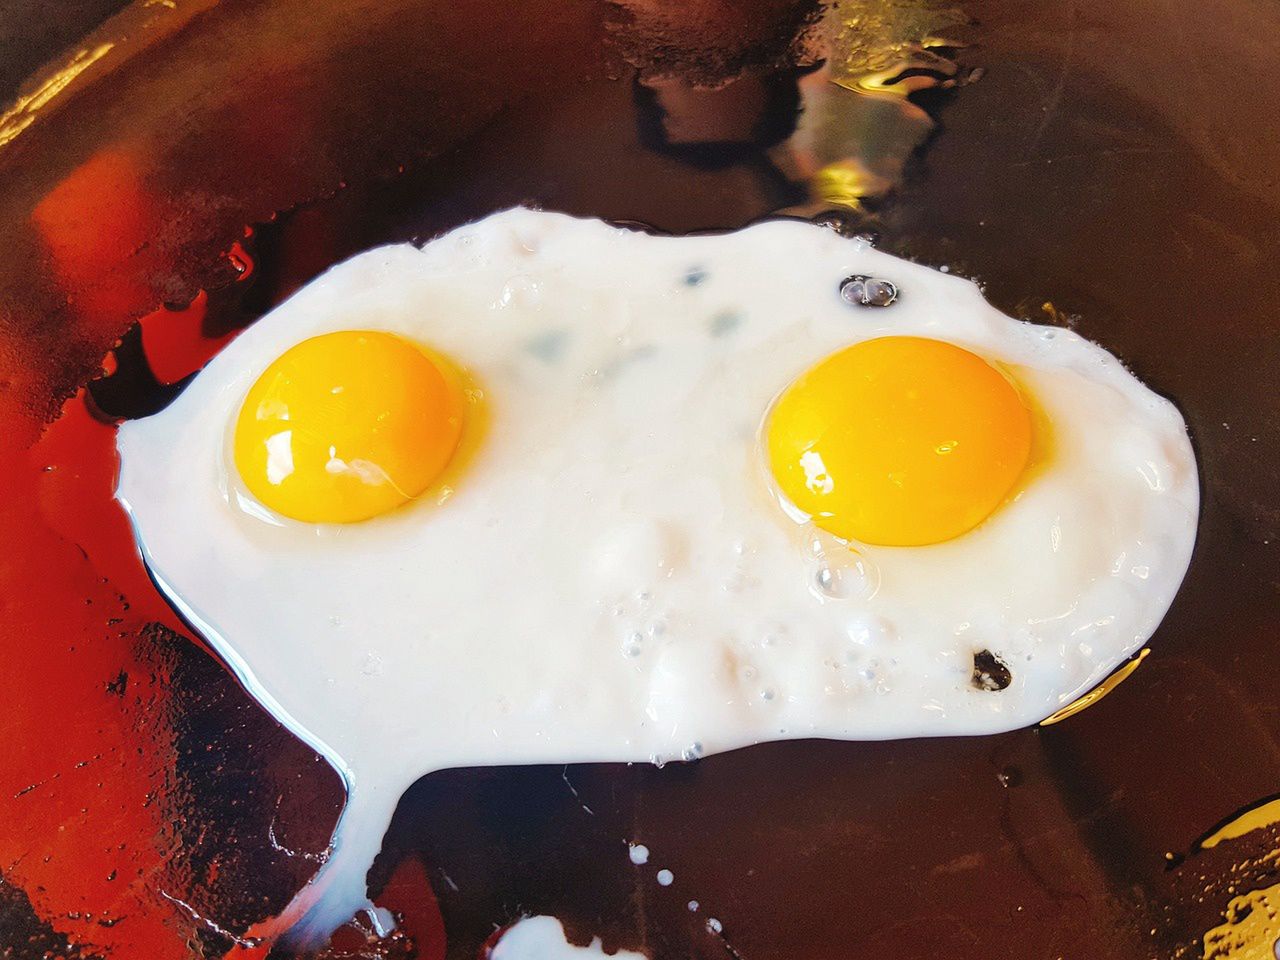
611;588;671;660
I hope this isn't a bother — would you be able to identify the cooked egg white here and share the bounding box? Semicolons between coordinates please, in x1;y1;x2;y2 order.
115;209;1198;945
491;916;645;960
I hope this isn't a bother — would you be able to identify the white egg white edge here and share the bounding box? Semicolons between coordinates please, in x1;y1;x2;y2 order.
117;207;1201;764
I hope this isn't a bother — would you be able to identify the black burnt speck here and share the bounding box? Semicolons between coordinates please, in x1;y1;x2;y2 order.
972;649;1012;691
841;275;898;307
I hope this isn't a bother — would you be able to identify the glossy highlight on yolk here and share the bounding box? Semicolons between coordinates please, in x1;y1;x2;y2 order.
233;330;466;523
766;336;1033;547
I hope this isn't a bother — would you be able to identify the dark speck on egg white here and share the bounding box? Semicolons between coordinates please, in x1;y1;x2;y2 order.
971;649;1013;692
601;344;658;379
683;266;708;287
710;312;742;337
526;329;570;362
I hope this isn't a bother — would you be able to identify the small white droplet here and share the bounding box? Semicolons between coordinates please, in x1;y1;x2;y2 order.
657;869;674;886
629;843;649;865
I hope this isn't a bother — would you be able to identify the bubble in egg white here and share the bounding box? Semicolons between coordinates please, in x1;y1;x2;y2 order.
115;208;1198;946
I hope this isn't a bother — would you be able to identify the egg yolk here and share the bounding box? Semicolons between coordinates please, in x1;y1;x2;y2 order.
766;336;1033;547
233;330;466;524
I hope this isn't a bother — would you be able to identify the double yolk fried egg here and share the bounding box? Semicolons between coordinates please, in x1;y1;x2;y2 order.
115;209;1198;940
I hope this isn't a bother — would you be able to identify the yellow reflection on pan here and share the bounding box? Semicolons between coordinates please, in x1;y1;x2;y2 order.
1039;648;1150;726
0;44;114;149
1203;882;1280;960
1201;799;1280;852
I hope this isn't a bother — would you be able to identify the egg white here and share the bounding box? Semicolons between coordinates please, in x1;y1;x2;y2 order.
116;209;1198;942
491;916;645;960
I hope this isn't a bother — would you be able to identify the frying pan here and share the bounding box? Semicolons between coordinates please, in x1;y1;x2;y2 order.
1;0;1277;957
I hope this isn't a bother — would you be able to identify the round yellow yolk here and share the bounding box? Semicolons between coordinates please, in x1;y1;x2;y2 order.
766;336;1033;547
233;330;465;524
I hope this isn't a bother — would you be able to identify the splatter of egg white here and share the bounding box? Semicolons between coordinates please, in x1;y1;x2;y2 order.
490;916;645;960
115;209;1198;946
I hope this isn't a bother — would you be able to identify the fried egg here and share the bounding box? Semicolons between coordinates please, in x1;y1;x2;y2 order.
115;209;1198;944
